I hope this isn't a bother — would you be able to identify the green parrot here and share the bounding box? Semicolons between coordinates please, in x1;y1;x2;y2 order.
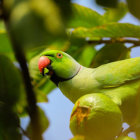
38;50;140;126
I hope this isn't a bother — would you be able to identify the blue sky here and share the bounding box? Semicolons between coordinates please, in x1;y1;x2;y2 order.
21;1;140;140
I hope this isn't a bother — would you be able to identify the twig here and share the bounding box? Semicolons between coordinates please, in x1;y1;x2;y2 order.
11;43;42;140
118;124;138;138
128;45;139;50
6;33;43;140
19;126;31;139
121;126;134;136
88;38;140;46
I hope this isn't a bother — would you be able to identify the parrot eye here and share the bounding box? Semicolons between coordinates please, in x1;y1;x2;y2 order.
56;53;63;58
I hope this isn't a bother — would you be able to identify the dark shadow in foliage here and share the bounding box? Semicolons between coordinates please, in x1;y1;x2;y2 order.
0;55;22;140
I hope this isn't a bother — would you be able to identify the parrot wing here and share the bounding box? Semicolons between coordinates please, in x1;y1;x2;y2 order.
93;57;140;88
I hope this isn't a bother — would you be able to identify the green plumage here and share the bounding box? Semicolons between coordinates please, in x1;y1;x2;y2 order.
40;50;140;125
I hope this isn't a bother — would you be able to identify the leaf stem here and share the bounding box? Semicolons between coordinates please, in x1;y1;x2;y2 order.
19;126;31;139
88;38;140;47
118;124;139;138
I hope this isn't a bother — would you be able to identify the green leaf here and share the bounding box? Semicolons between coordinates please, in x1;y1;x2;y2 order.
35;88;48;103
0;55;22;105
103;2;128;22
0;33;15;60
4;0;66;48
127;0;140;19
0;21;5;31
68;4;104;28
16;85;28;117
26;46;48;61
0;22;14;60
78;45;96;67
95;0;118;8
72;23;140;39
66;38;96;67
66;37;87;59
0;53;22;140
0;106;21;140
91;43;130;68
37;79;56;96
53;0;71;22
29;55;43;81
0;33;12;52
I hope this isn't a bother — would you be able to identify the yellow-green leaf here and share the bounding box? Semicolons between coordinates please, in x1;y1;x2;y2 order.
72;23;140;39
103;2;128;22
78;45;96;67
68;4;104;28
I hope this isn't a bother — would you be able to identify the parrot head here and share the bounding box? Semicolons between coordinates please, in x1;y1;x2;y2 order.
38;50;81;85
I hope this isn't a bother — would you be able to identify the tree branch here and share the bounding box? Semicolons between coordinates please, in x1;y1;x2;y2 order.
6;31;43;140
10;43;43;140
118;124;139;138
88;38;140;47
121;126;135;136
19;126;31;139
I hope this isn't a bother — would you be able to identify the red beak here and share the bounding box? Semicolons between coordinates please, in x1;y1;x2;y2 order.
38;56;51;74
